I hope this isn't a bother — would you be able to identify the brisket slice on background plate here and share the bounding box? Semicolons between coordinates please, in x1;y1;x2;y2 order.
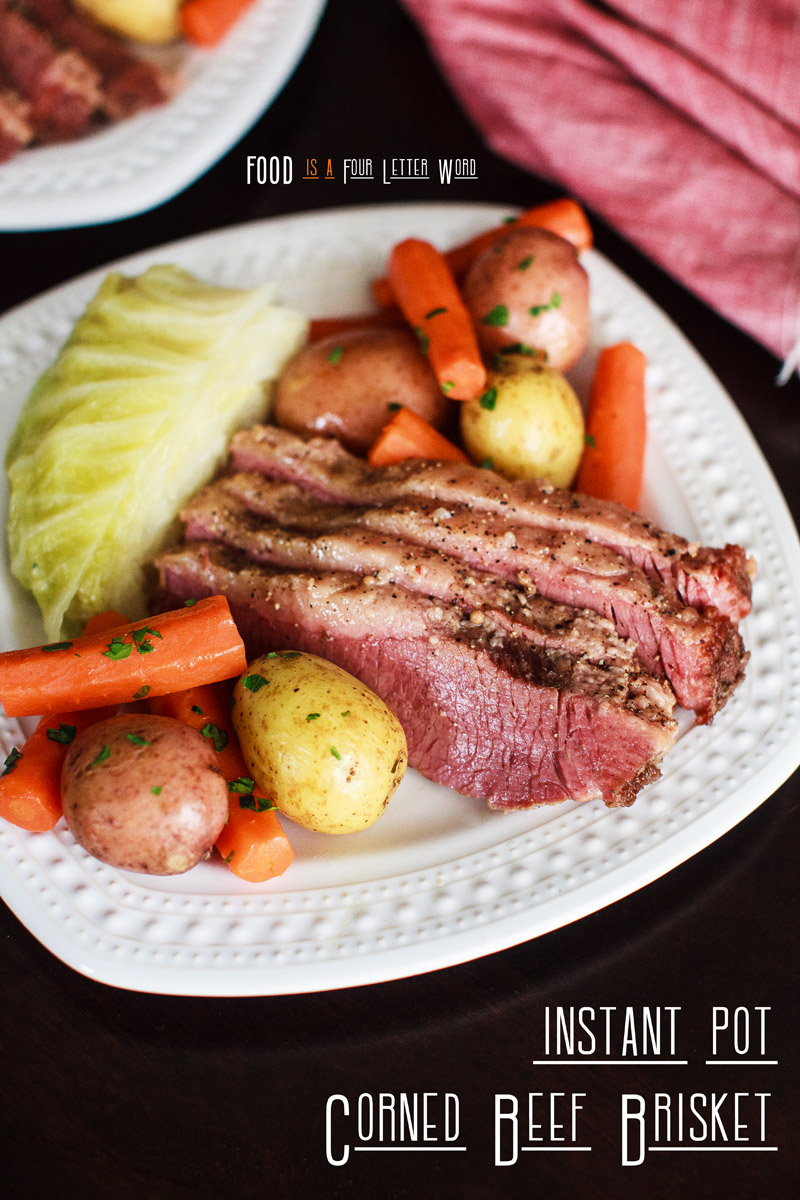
0;0;171;160
155;428;754;811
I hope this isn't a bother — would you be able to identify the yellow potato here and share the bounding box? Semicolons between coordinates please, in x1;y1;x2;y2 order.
73;0;181;43
460;360;585;487
232;652;408;835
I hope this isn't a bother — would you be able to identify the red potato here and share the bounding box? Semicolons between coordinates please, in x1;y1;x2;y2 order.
61;713;229;875
461;227;590;371
273;328;455;454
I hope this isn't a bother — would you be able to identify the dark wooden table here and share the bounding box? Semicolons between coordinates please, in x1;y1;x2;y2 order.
1;3;798;1197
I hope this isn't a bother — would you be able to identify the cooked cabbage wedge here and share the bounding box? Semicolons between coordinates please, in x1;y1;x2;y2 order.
7;265;307;639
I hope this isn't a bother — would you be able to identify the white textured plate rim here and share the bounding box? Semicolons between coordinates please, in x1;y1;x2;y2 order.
0;202;798;996
0;0;327;230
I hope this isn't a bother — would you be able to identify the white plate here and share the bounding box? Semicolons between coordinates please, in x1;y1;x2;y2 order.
0;203;799;996
0;0;327;230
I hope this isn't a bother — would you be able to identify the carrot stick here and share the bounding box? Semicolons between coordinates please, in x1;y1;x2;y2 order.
308;310;403;342
575;342;647;510
0;595;247;719
372;199;593;308
387;238;486;401
368;406;470;468
180;0;255;46
0;610;126;833
149;684;294;882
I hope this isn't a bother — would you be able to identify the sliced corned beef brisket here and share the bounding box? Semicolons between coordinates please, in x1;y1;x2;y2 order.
155;426;753;811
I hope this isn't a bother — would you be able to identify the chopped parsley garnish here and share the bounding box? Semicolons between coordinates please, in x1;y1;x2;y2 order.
328;344;344;365
528;292;562;317
42;641;73;653
340;710;350;717
184;598;198;607
481;304;509;327
242;673;269;692
103;637;132;661
132;685;151;700
132;626;162;645
2;747;22;776
90;745;110;768
223;850;235;863
330;746;342;761
151;785;162;795
414;327;430;356
201;723;229;753
125;733;152;747
441;381;455;394
387;402;402;412
480;457;494;470
516;255;534;270
46;723;77;745
503;215;518;224
493;342;539;369
306;712;321;721
191;704;204;715
480;386;498;411
136;640;155;654
228;777;256;795
239;794;276;813
425;306;448;319
584;433;596;448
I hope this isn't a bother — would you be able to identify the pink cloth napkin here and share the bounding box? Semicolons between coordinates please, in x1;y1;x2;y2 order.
402;0;800;375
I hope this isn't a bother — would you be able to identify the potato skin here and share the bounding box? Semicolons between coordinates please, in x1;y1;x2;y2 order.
232;652;408;834
460;360;586;487
273;329;454;454
461;227;590;371
61;714;229;875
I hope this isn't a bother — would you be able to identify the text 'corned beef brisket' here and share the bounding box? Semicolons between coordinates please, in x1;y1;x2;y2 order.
155;427;753;812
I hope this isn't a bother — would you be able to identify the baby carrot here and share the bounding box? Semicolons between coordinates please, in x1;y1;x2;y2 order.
149;683;294;882
575;342;647;511
368;406;470;468
372;198;593;307
180;0;256;46
388;238;486;401
0;610;126;833
0;595;247;718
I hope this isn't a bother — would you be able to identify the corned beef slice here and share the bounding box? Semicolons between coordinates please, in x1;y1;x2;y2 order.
155;543;678;810
24;0;172;119
231;426;754;623
186;467;747;721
